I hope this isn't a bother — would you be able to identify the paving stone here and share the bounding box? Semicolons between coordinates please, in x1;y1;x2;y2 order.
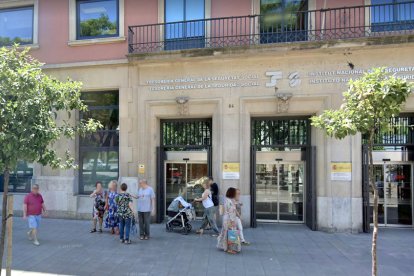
5;218;414;276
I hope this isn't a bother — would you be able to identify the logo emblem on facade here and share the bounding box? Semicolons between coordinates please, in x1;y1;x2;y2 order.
265;71;283;87
288;72;301;88
266;71;301;88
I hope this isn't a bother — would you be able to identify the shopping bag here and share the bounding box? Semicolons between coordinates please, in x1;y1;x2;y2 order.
227;229;241;252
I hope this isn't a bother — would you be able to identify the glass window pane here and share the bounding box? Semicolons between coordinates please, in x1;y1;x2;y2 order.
0;161;33;193
81;150;119;194
81;91;119;107
0;7;33;46
185;0;204;21
397;0;414;21
185;0;204;37
166;0;184;39
372;0;394;23
80;131;119;147
166;0;184;22
78;0;118;39
82;109;119;131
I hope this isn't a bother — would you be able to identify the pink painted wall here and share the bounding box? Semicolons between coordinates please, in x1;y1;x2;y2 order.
211;0;251;17
30;0;158;65
316;0;365;10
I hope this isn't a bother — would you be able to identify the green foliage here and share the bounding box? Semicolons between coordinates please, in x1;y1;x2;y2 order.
0;45;102;172
311;68;413;140
80;14;117;37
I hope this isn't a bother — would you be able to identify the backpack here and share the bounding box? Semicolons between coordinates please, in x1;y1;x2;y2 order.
210;183;219;206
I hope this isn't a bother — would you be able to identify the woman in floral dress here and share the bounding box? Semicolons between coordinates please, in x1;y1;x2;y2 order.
116;183;134;244
89;181;106;233
217;187;241;254
105;180;119;234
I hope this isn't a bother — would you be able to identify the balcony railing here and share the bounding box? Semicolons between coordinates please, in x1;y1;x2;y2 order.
128;1;414;54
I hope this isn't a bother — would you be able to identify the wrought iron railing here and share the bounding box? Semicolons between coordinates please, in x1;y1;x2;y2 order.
128;1;414;54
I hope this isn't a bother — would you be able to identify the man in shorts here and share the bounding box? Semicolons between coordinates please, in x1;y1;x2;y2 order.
23;184;47;246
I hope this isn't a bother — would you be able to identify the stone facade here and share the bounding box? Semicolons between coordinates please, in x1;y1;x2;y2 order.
5;36;414;232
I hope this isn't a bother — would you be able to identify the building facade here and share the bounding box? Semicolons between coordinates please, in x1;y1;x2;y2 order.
1;0;414;232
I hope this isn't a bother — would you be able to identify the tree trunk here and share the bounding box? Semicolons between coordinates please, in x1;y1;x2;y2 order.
0;169;9;275
368;133;378;276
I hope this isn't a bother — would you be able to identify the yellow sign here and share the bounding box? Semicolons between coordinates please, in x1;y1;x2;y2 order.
222;163;240;179
138;164;145;174
331;162;352;181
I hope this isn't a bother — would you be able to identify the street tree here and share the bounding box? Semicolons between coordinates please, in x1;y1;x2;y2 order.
311;68;412;276
0;45;101;272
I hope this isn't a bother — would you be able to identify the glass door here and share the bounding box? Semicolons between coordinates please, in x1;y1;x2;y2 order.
256;162;304;222
165;161;208;217
371;163;413;226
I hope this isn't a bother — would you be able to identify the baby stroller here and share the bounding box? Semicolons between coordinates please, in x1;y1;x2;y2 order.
166;196;196;234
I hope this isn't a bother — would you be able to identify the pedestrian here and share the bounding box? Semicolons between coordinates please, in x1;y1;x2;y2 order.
136;179;155;240
23;184;46;246
105;180;119;234
235;189;250;245
209;177;220;226
217;187;241;254
116;183;134;244
89;181;106;233
194;178;220;236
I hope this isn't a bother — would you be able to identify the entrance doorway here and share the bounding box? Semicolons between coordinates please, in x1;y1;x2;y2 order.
165;152;208;218
156;118;212;223
250;117;316;230
371;163;413;226
255;158;304;222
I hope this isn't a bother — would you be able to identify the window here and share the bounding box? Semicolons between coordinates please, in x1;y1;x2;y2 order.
165;0;205;50
260;0;308;43
371;0;414;32
79;91;119;194
77;0;119;40
251;118;309;147
0;161;34;193
161;119;212;149
0;6;34;46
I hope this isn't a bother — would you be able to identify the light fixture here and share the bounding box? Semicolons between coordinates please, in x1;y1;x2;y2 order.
275;92;293;101
175;96;189;105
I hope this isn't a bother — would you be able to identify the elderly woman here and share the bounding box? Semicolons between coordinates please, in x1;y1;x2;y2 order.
105;180;119;234
217;187;241;254
89;181;106;233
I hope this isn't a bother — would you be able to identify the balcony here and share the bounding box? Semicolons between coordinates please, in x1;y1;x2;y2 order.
128;1;414;54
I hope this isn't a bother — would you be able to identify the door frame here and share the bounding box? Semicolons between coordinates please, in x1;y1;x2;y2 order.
371;161;414;228
156;146;212;223
255;160;306;224
251;145;316;229
164;159;208;218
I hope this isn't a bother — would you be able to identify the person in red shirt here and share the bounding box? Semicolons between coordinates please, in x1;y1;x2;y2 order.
23;184;47;246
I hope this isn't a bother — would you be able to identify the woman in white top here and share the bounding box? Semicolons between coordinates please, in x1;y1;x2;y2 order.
194;179;220;236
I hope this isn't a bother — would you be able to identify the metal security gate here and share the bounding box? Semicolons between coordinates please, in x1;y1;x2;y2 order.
156;119;212;223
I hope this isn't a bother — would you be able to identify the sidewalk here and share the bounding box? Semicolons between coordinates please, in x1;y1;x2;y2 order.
8;218;414;276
